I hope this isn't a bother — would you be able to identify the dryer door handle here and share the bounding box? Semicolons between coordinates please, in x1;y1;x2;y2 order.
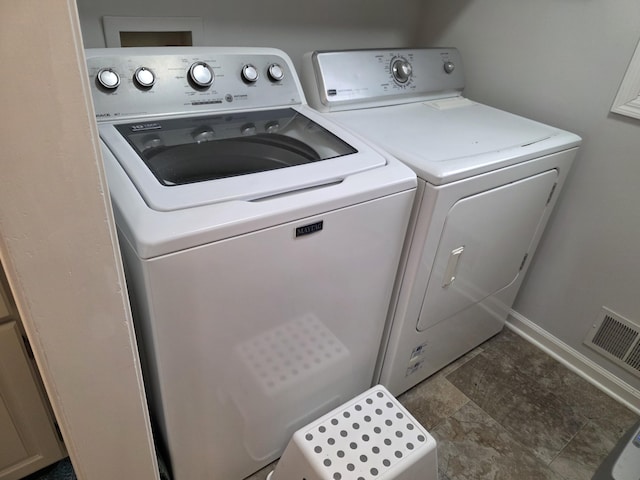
442;246;465;288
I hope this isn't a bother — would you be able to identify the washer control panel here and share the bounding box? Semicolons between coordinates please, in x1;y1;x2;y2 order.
302;48;465;112
86;47;300;121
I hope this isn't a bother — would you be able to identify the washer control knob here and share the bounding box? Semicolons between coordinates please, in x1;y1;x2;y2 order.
267;63;285;82
142;135;163;150
134;67;155;88
391;59;412;84
443;61;455;74
265;121;280;133
191;127;215;143
188;62;214;88
97;68;120;90
241;64;259;83
240;123;257;136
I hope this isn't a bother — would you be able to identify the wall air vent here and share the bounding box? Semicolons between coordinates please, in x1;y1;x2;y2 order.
626;341;640;371
584;307;640;378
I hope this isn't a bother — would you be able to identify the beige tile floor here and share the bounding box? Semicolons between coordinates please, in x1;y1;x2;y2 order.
247;329;638;480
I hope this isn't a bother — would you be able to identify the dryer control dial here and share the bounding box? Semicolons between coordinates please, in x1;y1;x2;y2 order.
391;59;412;84
443;61;455;74
188;62;214;88
97;68;120;90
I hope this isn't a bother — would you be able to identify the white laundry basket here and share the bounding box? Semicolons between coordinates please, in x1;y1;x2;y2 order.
267;385;437;480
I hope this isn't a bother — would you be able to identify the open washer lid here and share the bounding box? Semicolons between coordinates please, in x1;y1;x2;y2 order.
100;106;386;211
327;99;581;185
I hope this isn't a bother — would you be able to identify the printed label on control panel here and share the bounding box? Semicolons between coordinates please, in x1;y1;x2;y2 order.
130;122;162;132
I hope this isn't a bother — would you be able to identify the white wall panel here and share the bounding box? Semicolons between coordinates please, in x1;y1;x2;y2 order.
76;0;423;71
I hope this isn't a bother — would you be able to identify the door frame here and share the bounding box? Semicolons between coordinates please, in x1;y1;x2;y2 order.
0;1;158;478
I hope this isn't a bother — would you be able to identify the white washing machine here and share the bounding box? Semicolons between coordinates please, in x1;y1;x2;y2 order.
302;48;581;396
85;47;416;479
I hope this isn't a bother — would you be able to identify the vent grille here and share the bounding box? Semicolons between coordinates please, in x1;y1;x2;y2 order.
591;315;638;359
584;307;640;378
626;342;640;371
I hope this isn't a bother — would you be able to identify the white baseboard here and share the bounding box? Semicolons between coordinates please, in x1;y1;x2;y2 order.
507;310;640;415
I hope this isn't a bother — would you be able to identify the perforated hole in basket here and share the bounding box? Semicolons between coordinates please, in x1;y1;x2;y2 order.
303;388;428;479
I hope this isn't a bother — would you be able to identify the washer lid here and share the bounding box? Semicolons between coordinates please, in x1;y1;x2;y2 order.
100;107;385;211
328;99;581;184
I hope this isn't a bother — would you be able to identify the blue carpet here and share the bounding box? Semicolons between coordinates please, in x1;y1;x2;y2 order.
45;459;75;480
22;458;75;480
24;454;170;480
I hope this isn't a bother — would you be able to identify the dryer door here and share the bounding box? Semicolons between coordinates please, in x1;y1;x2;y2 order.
416;169;558;332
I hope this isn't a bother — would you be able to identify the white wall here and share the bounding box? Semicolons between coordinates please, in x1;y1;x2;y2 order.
0;1;158;478
76;0;423;71
420;0;640;391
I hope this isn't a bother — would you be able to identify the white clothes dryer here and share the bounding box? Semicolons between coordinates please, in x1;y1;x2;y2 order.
302;48;581;396
86;47;416;479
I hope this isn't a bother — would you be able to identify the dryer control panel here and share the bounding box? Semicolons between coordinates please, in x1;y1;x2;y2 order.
302;48;465;112
86;47;303;121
